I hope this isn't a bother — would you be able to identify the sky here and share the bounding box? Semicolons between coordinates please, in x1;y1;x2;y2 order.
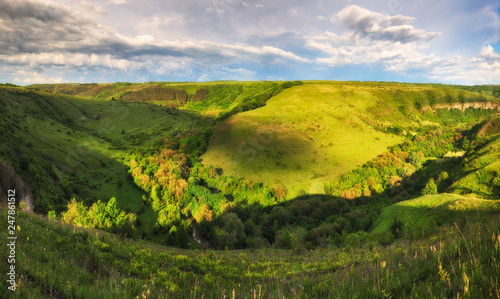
0;0;499;85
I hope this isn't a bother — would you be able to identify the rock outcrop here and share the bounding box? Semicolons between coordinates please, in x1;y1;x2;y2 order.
422;102;500;113
0;161;34;211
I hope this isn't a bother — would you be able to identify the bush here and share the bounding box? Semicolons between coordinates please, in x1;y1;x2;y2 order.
215;213;243;249
344;231;369;248
377;231;395;246
389;217;404;239
422;178;438;195
275;229;292;249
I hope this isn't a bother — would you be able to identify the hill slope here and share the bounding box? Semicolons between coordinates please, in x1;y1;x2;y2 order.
372;193;500;239
201;83;403;196
201;81;500;197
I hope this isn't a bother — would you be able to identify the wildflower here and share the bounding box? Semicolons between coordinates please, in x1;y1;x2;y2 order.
381;261;386;269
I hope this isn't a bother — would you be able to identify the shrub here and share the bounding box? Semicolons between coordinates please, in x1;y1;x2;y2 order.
389;217;404;239
215;213;243;249
422;178;438;195
377;231;395;246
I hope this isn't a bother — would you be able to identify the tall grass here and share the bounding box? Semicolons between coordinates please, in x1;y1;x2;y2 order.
1;209;499;298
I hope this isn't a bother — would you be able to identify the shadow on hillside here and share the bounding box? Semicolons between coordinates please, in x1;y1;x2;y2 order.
2;89;204;213
191;141;500;250
204;117;321;179
195;186;500;250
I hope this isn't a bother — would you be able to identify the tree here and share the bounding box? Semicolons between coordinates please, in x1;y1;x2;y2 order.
389;217;404;239
458;92;466;104
409;151;424;169
105;197;120;219
422;178;438;195
215;213;243;249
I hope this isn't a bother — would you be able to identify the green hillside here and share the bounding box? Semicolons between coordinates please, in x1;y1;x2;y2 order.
201;83;403;196
0;85;200;234
201;81;499;197
372;193;500;239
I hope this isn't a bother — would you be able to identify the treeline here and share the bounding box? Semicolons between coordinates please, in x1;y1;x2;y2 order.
186;81;302;120
326;127;461;201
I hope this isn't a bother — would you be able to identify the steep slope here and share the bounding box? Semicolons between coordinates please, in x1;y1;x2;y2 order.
0;85;195;231
371;193;500;239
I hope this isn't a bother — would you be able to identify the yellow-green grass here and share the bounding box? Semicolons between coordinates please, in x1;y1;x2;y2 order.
30;81;264;101
372;193;500;238
201;83;403;197
449;132;500;199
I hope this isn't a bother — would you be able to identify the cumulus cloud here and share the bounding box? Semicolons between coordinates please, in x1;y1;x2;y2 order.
336;5;440;43
479;44;500;60
0;0;497;84
307;6;442;70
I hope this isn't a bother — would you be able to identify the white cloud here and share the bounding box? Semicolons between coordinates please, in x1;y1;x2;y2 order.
479;44;500;60
13;69;63;84
307;5;500;84
336;5;440;43
0;0;308;79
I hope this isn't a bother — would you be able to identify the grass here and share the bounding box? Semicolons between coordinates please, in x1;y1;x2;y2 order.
2;81;500;297
372;193;500;239
2;207;499;298
0;87;197;233
450;130;500;199
201;82;404;197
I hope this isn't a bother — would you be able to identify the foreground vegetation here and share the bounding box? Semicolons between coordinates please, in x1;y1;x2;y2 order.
1;206;499;298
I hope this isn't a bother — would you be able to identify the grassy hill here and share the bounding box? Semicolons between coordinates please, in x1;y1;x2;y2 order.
201;81;499;197
0;85;201;234
201;83;404;196
372;193;500;239
0;81;292;237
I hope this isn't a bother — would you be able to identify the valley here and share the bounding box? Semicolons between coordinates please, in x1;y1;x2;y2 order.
1;81;500;298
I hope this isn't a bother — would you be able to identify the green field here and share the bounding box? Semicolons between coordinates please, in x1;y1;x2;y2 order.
201;83;403;196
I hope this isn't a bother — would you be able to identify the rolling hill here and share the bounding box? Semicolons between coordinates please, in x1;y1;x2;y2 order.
201;81;500;197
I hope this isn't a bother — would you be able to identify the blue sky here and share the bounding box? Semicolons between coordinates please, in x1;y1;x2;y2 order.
0;0;499;85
